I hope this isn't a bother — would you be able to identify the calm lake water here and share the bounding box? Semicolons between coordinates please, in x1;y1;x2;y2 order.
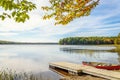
0;45;119;80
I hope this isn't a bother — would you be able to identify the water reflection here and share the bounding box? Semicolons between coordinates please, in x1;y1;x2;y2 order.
60;47;111;54
60;45;120;64
0;45;62;80
0;45;120;80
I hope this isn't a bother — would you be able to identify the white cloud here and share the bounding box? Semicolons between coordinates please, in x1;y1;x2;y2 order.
0;0;120;42
0;32;17;36
12;37;58;42
0;14;42;31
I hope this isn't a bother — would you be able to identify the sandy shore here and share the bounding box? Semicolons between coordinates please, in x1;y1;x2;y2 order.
60;75;107;80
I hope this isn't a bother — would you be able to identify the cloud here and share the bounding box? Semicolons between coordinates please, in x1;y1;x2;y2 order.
0;14;42;31
0;32;18;36
0;0;120;42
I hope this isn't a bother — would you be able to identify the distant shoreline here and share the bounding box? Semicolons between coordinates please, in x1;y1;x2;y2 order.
0;43;58;45
0;43;115;46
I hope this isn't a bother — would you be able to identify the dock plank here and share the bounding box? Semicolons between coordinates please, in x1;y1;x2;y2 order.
50;62;120;80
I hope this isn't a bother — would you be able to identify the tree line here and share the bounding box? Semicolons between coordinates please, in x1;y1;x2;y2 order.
0;40;15;44
59;36;119;45
118;33;120;38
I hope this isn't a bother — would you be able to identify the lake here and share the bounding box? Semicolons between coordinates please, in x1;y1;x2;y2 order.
0;45;119;80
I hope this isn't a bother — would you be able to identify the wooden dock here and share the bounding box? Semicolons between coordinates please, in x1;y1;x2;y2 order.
49;62;120;80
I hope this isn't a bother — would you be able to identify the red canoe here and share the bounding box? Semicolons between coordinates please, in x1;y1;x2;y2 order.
82;61;120;70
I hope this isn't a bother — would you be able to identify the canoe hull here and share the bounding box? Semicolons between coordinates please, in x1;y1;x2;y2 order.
82;62;120;70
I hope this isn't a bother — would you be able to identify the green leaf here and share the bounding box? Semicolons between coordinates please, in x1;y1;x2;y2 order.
1;16;5;20
0;0;36;22
12;11;16;17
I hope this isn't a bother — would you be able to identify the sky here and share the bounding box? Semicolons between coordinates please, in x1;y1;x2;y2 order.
0;0;120;42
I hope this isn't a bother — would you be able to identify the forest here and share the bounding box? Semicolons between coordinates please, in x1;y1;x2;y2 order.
59;34;120;45
0;40;15;44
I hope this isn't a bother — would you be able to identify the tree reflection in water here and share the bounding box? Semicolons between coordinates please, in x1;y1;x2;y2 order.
115;45;120;63
114;34;120;63
60;46;120;64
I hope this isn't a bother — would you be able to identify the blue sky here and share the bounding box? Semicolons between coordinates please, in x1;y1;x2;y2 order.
0;0;120;42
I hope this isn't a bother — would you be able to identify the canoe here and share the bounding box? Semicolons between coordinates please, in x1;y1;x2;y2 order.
82;61;120;70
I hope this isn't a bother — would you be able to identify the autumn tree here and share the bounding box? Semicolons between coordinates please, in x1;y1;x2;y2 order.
59;37;115;45
0;0;36;22
42;0;99;25
0;0;99;25
118;33;120;37
115;33;120;53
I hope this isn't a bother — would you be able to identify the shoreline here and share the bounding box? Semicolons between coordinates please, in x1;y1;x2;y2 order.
60;75;105;80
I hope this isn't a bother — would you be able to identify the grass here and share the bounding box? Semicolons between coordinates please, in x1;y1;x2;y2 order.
0;69;51;80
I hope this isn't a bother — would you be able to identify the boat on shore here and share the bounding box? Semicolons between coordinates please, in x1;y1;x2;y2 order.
82;61;120;70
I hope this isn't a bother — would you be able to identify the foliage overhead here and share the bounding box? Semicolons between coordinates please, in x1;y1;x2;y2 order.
42;0;100;25
0;0;99;25
0;0;36;22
